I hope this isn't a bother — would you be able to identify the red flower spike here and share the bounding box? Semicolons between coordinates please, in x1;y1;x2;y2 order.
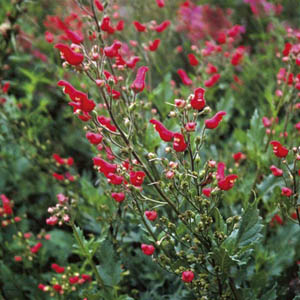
141;244;155;255
202;188;212;197
94;0;104;11
86;132;103;145
177;69;193;85
131;66;149;93
173;133;187;152
54;43;84;65
126;56;140;69
205;111;226;129
270;165;283;177
149;39;161;51
204;74;220;87
218;174;238;191
130;171;146;187
188;53;199;66
64;29;83;44
150;119;175;142
93;157;117;175
104;40;122;58
111;192;125;203
133;21;146;32
51;263;65;274
145;210;158;221
282;42;292;57
30;242;42;254
156;0;165;7
191;87;205;110
281;187;292;197
154;20;170;33
45;31;54;43
1;194;13;215
107;173;124;185
270;141;289;158
182;271;194;283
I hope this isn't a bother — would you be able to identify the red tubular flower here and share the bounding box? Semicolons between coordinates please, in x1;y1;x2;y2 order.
53;284;62;292
191;87;205;110
53;153;64;164
133;21;146;32
218;174;238;191
69;276;80;284
148;39;161;51
205;111;226;129
185;122;196;132
145;210;158;221
52;173;64;181
206;63;218;74
173;133;187;152
295;122;300;132
217;32;226;44
54;43;84;65
188;53;199;66
270;141;289;158
38;284;46;291
141;244;155;255
202;188;212;197
262;117;271;128
150;119;175;141
130;171;146;186
156;0;165;7
46;216;58;226
101;17;115;34
231;47;245;66
216;162;225;180
82;274;92;282
30;242;42;254
271;214;283;226
45;31;54;43
51;263;65;274
204;73;220;87
154;20;171;33
111;192;125;203
131;66;149;93
182;271;194;283
281;187;292;197
86;132;103;145
104;40;122;58
1;194;13;215
126;56;140;69
64;29;83;44
94;0;104;11
282;42;292;56
98;116;117;132
232;152;246;163
107;173;124;185
175;99;186;108
177;69;193;85
93;157;117;175
116;20;124;31
270;165;283;177
67;157;74;166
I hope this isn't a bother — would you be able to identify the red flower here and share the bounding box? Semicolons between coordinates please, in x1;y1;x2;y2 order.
156;0;165;7
185;122;196;132
188;53;199;66
46;216;58;226
104;40;122;58
270;165;283;177
45;31;54;43
1;194;13;215
94;0;104;11
97;116;117;132
14;256;22;262
232;152;246;163
126;56;140;69
64;29;83;45
81;274;92;282
173;133;187;152
206;63;218;74
270;141;289;158
69;276;80;284
204;73;220;87
51;263;65;274
131;66;149;93
231;46;245;66
116;20;124;31
182;271;194;283
282;42;292;57
262;117;271;128
191;87;205;110
133;21;146;32
107;173;124;185
100;17;115;34
154;20;170;33
52;173;64;181
141;244;155;255
93;157;117;175
54;43;84;65
86;132;103;145
217;32;226;44
205;111;226;129
130;171;146;187
150;119;175;142
38;284;46;291
218;174;238;191
149;39;161;51
177;69;193;85
281;187;292;197
111;192;125;203
145;210;158;221
271;214;283;226
30;242;42;254
202;188;212;197
53;284;62;292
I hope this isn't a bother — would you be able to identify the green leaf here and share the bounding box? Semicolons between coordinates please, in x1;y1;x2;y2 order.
211;207;227;233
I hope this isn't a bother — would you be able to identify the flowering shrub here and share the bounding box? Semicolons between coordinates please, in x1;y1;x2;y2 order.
2;0;300;299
